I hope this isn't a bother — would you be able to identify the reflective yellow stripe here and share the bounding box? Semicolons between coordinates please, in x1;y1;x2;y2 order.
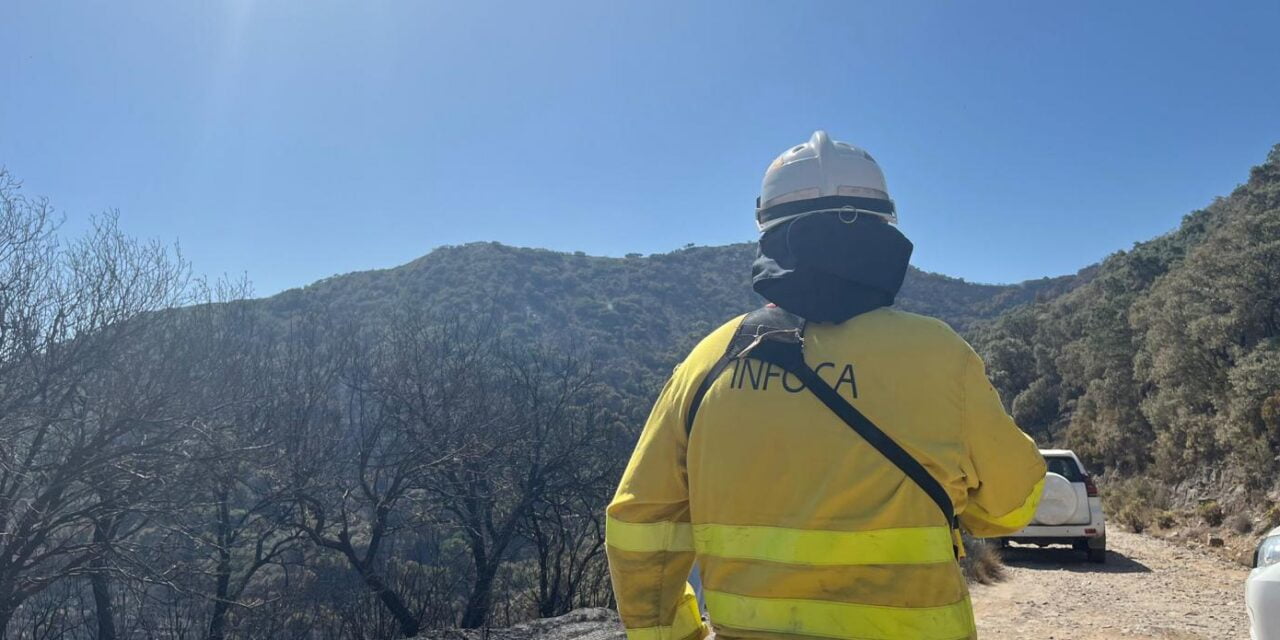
952;527;966;559
970;478;1046;531
995;477;1045;528
623;592;704;640
694;524;954;565
606;517;694;553
705;590;973;640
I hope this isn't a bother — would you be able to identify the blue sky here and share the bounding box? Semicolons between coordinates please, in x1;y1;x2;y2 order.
2;1;1277;295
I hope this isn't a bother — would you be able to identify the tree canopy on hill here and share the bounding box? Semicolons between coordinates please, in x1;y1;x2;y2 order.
260;240;1074;423
274;242;1070;339
970;145;1280;489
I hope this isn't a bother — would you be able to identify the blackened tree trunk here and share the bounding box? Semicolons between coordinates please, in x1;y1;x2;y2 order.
0;598;16;639
460;549;499;629
207;548;232;640
354;562;421;638
90;521;117;640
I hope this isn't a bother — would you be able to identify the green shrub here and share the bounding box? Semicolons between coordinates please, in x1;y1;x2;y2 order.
1119;507;1149;533
1157;511;1178;529
1102;476;1172;518
1265;504;1280;531
1197;500;1225;527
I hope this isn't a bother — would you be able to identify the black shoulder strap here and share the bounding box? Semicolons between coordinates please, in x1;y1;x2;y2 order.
685;306;958;532
685;306;801;435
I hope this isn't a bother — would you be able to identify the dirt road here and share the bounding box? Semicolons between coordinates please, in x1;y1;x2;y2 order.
971;531;1251;639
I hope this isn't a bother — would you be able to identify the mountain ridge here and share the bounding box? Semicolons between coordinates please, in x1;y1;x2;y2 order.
267;240;1083;334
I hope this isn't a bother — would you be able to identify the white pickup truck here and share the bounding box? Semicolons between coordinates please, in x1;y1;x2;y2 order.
996;449;1108;563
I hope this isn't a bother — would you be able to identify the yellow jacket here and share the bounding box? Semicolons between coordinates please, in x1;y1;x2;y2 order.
606;308;1045;640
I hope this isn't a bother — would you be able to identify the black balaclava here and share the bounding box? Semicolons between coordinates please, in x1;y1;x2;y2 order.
751;212;913;324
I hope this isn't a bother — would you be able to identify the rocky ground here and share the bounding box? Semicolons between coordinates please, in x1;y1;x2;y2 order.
430;530;1252;640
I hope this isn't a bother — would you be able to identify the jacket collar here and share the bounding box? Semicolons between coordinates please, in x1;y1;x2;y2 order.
751;213;913;324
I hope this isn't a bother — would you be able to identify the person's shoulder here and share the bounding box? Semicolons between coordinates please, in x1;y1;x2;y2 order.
863;307;963;339
856;308;975;358
683;313;747;367
659;314;749;387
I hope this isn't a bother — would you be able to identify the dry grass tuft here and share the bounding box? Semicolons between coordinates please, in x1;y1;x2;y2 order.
960;535;1006;585
1228;512;1253;535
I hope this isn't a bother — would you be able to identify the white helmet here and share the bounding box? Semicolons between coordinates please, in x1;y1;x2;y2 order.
756;130;896;231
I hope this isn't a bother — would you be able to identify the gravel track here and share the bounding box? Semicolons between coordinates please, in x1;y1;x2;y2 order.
971;530;1251;639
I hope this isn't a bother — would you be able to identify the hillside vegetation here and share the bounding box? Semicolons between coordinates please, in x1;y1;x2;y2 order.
275;241;1069;337
970;146;1280;499
263;241;1074;421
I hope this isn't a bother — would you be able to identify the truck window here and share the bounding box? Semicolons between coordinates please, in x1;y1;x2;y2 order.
1044;456;1085;482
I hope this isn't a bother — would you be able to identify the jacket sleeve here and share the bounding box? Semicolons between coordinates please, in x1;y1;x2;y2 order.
605;368;707;640
957;349;1047;537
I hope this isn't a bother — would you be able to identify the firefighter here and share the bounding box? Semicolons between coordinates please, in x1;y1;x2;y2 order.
605;131;1046;640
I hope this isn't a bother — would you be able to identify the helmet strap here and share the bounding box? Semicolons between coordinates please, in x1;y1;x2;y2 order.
758;207;896;233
